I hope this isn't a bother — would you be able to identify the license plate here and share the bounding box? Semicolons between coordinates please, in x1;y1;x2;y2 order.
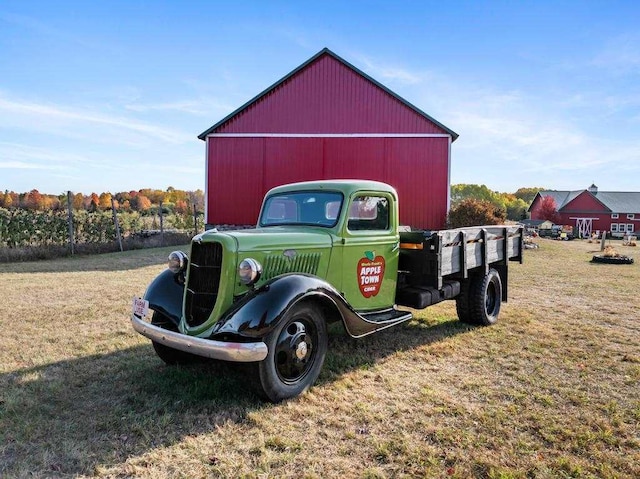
132;297;149;319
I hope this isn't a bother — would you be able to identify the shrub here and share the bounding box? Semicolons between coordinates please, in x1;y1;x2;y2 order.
447;199;506;228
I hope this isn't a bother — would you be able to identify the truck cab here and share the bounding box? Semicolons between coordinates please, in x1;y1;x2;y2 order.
132;180;522;402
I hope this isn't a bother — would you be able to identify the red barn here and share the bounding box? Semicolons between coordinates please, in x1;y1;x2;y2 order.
198;48;458;229
529;184;640;238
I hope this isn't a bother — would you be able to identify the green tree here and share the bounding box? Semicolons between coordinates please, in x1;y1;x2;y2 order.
505;197;529;221
451;184;499;206
514;187;545;204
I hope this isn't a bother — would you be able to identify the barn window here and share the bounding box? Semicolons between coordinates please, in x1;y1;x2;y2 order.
348;196;390;231
627;214;635;220
611;213;619;219
627;224;634;233
611;224;618;232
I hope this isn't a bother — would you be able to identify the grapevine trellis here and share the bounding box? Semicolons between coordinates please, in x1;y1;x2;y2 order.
0;208;204;249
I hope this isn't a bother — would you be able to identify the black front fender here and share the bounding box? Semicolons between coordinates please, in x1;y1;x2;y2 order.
211;274;342;339
143;269;184;327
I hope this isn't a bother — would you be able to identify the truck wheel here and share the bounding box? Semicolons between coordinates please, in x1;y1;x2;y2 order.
151;312;203;365
455;279;472;323
255;303;328;402
468;269;502;326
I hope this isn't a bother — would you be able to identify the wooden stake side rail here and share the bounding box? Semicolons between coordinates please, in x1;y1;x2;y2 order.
399;225;523;289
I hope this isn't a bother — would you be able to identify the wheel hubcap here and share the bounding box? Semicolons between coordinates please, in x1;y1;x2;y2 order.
486;283;497;314
274;319;316;383
295;341;308;360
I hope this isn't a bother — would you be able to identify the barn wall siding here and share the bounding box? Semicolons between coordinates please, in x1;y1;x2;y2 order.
207;136;450;228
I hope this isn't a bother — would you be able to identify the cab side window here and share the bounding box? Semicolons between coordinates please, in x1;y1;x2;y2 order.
347;196;389;231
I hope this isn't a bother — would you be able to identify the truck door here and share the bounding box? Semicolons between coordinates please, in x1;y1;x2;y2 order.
340;192;399;312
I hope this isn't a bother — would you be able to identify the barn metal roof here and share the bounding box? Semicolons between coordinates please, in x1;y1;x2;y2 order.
534;189;640;213
198;48;458;141
594;192;640;213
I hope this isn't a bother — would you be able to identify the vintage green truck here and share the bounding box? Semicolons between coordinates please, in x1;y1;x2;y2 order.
132;180;523;402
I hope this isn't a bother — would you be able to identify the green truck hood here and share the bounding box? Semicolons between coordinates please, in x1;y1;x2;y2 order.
196;227;336;296
226;226;334;252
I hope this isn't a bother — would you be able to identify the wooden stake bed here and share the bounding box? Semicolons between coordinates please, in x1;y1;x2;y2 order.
399;226;524;289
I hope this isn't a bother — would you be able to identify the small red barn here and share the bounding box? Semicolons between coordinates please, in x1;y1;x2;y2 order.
529;184;640;237
199;48;458;229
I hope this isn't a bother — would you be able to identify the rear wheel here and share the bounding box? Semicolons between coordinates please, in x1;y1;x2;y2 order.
254;303;328;402
151;312;204;365
455;279;472;323
456;269;502;326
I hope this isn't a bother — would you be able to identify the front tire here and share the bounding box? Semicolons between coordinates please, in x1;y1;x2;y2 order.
254;302;328;402
151;312;204;365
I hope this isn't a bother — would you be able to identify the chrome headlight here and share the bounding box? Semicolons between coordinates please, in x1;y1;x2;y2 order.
238;258;262;285
168;250;188;274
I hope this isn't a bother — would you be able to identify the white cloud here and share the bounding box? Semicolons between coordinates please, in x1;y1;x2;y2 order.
0;94;192;144
364;60;640;190
351;53;423;85
592;33;640;73
0;160;62;170
125;98;235;116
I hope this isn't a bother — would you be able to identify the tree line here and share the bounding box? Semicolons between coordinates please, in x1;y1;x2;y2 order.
0;187;205;214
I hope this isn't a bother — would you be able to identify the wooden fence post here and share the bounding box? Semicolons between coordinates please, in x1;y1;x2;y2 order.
159;201;164;246
111;198;123;252
193;203;198;235
66;191;74;255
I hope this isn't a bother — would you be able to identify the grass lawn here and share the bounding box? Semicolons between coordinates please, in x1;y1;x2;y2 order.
0;239;638;478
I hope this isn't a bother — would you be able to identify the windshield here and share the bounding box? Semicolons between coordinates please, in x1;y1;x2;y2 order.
260;191;343;227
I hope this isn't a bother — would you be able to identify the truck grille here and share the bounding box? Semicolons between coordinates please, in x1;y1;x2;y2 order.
185;241;223;327
262;252;321;280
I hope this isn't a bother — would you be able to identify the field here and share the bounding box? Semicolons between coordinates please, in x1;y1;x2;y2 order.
0;239;638;478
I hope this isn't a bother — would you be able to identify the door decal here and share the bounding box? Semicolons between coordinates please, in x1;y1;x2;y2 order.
357;251;385;298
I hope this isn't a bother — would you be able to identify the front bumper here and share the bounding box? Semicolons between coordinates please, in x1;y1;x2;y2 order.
131;314;268;362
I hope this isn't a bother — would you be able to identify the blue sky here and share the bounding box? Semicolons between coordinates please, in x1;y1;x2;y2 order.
1;1;639;196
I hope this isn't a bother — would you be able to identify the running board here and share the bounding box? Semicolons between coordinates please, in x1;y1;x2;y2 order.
335;304;413;338
361;308;413;324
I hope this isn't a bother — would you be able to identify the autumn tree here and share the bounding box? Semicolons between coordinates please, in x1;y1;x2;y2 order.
190;190;205;213
174;199;188;215
23;189;44;210
72;193;84;210
98;192;116;210
133;194;152;212
0;190;13;208
537;196;561;224
447;198;506;228
87;193;100;212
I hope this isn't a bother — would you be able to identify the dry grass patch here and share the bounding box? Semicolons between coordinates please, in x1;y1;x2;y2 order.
0;239;638;478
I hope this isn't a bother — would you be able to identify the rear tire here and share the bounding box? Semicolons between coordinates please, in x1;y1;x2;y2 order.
151;312;204;365
456;269;502;326
455;279;472;323
253;302;328;402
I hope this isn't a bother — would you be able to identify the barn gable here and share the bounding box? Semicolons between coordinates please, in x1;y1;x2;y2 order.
561;190;610;214
198;48;458;138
